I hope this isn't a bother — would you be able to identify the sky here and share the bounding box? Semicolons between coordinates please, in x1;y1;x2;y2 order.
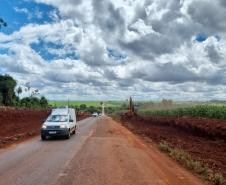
0;0;226;101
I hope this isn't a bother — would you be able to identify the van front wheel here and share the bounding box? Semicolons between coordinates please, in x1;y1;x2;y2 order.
41;134;46;141
72;126;76;135
66;130;71;139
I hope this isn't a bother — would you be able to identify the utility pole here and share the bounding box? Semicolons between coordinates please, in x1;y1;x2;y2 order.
67;97;69;113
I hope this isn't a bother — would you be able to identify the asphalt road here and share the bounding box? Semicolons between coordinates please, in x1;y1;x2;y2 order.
0;116;205;185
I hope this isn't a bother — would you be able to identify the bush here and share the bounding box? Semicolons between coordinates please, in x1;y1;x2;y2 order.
20;96;48;108
40;96;48;108
79;104;87;110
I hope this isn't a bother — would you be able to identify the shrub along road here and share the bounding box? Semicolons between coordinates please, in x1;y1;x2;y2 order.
0;117;205;185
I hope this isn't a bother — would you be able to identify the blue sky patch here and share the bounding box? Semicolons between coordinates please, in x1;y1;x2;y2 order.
0;48;10;55
31;40;80;61
107;47;127;61
0;67;7;74
195;34;208;42
0;0;57;34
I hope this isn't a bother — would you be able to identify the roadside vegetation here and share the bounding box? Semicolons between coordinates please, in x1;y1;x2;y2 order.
50;100;126;114
49;100;123;107
159;142;226;185
0;74;48;108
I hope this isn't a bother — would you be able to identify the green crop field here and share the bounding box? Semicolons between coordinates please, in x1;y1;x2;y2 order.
140;105;226;120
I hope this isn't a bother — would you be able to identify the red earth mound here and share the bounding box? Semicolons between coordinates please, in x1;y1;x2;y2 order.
120;114;226;177
77;112;91;121
0;107;90;148
0;107;50;148
140;115;226;140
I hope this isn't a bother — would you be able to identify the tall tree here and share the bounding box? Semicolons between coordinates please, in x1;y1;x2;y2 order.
0;93;3;106
40;96;48;108
16;86;22;99
0;75;17;106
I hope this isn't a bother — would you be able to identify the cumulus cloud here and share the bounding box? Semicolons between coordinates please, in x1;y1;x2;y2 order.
0;0;226;100
185;0;226;32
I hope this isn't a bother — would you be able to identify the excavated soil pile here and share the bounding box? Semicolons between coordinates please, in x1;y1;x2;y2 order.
120;114;226;177
0;107;90;148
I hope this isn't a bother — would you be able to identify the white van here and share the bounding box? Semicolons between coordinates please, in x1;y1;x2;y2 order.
40;107;77;140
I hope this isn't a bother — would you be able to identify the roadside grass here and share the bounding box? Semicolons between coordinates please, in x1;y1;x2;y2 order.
159;142;226;185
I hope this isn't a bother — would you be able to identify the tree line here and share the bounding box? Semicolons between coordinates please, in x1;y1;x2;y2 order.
0;74;48;108
64;104;122;115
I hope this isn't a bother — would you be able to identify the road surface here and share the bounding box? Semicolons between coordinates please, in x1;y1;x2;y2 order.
0;116;205;185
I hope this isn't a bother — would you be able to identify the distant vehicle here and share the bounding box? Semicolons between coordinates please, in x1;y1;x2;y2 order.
99;113;102;116
92;112;98;117
41;107;77;140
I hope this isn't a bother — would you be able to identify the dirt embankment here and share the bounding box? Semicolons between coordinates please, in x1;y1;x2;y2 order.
120;114;226;177
0;108;50;148
0;108;90;148
77;112;91;121
140;115;226;140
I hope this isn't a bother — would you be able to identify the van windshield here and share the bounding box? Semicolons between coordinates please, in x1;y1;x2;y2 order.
47;115;68;122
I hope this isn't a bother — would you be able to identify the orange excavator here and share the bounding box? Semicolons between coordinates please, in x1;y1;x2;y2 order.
125;96;136;117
